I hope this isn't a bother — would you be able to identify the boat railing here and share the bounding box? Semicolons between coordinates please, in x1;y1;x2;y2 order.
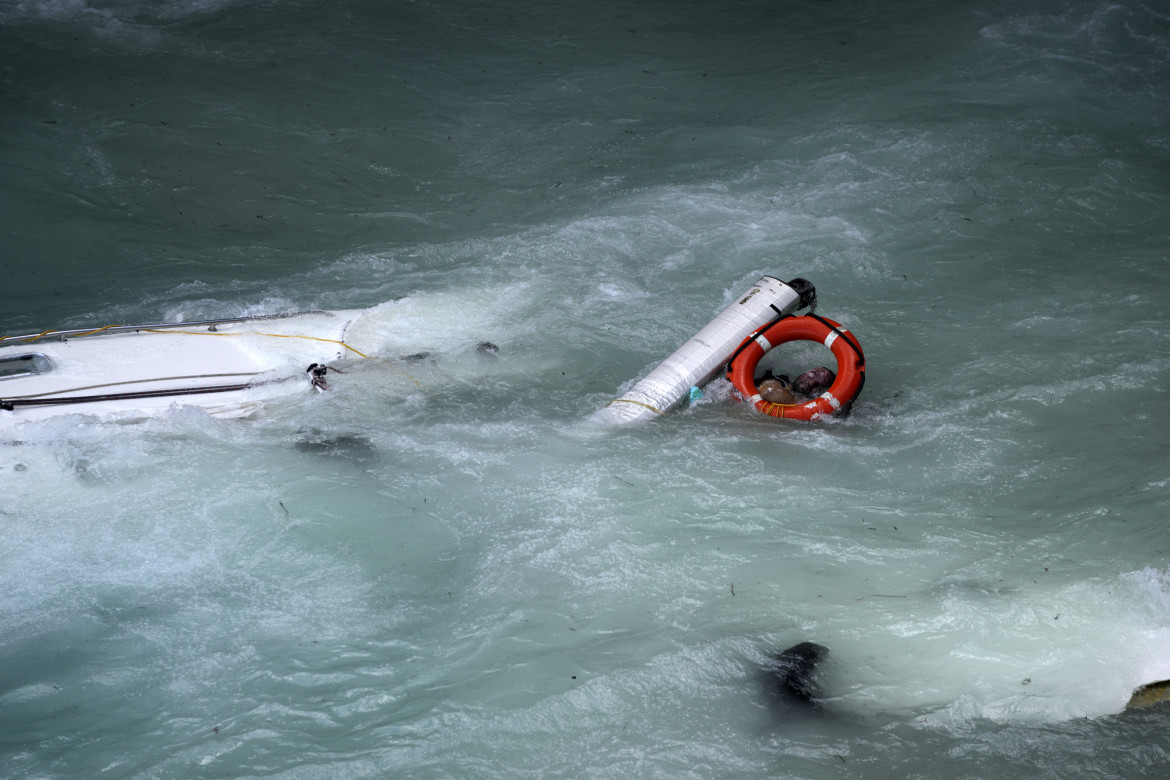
0;311;327;346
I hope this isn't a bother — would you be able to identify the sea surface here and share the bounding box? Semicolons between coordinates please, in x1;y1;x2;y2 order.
2;0;1170;777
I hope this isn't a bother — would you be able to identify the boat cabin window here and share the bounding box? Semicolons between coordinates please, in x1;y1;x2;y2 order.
0;353;53;380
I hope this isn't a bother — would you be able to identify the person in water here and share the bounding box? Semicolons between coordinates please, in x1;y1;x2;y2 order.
757;375;797;404
757;367;835;404
792;366;834;396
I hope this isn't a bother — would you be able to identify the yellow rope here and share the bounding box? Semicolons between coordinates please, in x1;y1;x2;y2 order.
606;398;664;414
15;324;120;343
69;324;121;339
138;329;372;358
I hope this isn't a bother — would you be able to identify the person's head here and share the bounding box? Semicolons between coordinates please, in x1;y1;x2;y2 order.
758;378;796;405
792;367;835;396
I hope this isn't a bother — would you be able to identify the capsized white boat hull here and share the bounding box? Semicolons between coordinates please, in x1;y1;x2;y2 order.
0;309;369;427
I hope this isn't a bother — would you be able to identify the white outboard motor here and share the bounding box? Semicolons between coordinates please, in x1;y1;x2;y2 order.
591;275;816;427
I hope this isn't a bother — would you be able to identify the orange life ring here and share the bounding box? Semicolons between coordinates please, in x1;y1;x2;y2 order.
726;315;865;421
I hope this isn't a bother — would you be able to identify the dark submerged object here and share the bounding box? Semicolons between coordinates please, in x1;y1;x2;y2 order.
786;277;818;311
764;641;829;707
293;429;379;461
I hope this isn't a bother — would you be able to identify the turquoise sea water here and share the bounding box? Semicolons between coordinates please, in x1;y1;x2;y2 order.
2;0;1170;777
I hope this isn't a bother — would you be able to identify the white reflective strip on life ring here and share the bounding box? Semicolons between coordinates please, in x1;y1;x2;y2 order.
754;333;772;351
821;392;841;410
823;331;839;348
749;394;763;404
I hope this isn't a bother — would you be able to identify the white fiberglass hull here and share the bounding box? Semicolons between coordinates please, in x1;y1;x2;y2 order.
0;309;367;427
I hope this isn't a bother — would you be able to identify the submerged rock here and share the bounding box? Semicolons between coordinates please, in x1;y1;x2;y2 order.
293;430;379;461
763;641;829;708
1126;679;1170;710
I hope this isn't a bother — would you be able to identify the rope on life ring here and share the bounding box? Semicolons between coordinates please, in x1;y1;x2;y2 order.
726;314;865;421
